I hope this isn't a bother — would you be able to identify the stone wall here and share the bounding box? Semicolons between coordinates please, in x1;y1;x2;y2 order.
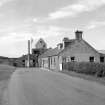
60;40;100;63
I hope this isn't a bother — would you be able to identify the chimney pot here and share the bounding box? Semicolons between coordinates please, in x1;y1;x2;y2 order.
75;30;83;40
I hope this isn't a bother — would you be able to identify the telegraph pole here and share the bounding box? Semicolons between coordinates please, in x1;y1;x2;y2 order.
27;40;30;68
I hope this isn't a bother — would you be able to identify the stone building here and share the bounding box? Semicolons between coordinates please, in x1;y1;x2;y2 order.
14;38;47;67
14;54;38;67
35;38;47;49
39;30;105;71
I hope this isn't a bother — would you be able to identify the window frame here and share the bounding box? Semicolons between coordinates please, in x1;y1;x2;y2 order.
100;57;104;63
71;57;75;62
89;56;94;62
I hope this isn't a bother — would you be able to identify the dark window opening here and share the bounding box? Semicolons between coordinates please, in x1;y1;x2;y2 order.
100;57;104;63
54;58;55;62
43;60;44;67
89;57;94;62
13;63;17;67
63;57;66;63
43;44;46;48
33;60;35;67
51;58;52;64
71;57;75;62
34;51;36;54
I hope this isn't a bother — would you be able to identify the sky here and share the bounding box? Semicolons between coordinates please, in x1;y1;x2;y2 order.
0;0;105;57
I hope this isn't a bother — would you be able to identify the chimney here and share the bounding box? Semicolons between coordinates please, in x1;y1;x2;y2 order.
75;30;83;41
62;37;70;49
57;43;63;50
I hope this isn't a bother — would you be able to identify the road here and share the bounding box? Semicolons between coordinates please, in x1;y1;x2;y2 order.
8;68;105;105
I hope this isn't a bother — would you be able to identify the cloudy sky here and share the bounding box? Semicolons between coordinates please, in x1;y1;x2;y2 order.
0;0;105;57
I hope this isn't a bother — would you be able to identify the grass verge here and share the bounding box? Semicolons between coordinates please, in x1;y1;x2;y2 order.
0;64;16;105
60;70;105;86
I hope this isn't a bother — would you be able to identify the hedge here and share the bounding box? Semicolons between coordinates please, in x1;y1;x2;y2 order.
62;62;105;77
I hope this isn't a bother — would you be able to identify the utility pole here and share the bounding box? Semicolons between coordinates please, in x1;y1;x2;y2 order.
27;40;30;68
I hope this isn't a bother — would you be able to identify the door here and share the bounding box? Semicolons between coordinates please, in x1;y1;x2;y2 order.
48;57;50;69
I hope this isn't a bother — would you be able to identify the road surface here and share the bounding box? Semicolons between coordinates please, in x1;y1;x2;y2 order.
7;68;105;105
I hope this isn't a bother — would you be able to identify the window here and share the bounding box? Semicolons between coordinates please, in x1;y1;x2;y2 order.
22;60;25;62
54;57;56;65
22;60;25;66
34;51;36;54
43;60;45;67
89;57;94;62
63;57;66;63
100;57;104;63
71;57;75;62
66;57;70;62
43;44;45;48
54;58;55;62
51;57;52;64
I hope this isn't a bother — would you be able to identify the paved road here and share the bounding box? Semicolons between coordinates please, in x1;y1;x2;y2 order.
8;68;105;105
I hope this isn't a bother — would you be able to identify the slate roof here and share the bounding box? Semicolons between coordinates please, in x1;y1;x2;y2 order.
98;50;105;54
39;39;76;58
65;39;76;46
39;34;105;58
39;47;62;58
60;39;105;56
40;39;105;58
98;50;105;56
59;39;76;54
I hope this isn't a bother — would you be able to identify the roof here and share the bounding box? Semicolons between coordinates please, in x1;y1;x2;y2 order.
98;50;105;54
63;38;75;43
59;39;76;53
39;39;76;58
39;47;62;58
59;39;101;55
40;38;104;58
67;39;76;44
98;50;105;56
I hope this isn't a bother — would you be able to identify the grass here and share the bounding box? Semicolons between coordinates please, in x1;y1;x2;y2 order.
0;64;16;105
60;70;105;86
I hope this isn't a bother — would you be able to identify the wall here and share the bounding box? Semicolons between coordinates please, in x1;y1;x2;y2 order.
49;56;59;71
40;56;60;71
60;40;100;63
41;58;49;68
39;40;102;71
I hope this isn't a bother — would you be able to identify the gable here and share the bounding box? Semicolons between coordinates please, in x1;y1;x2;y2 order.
35;38;47;49
60;40;99;57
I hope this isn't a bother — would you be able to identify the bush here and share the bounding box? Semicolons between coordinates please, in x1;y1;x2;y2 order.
62;62;105;77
